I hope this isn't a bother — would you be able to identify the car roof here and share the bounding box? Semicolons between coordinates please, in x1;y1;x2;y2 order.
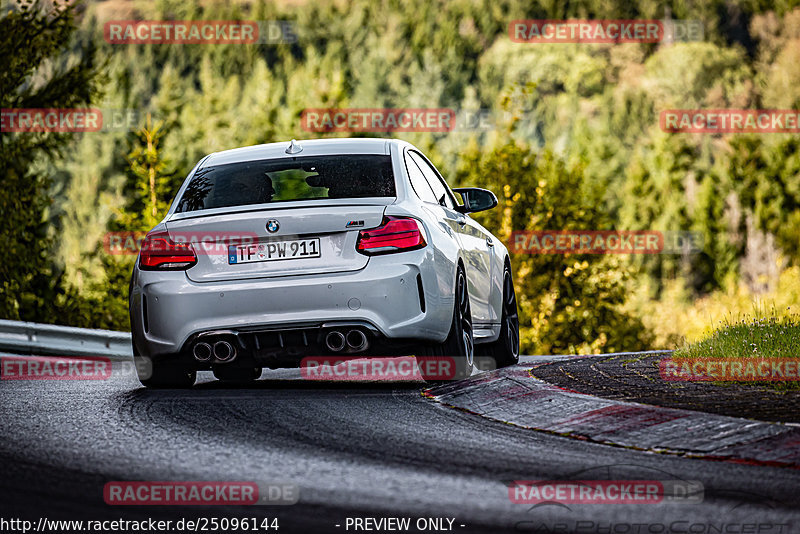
202;138;399;167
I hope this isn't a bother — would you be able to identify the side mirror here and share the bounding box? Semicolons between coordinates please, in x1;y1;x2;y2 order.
453;187;498;213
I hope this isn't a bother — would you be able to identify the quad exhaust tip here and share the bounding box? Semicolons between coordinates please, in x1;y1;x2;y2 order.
346;329;368;352
325;329;369;353
193;342;212;362
213;340;236;362
325;330;346;352
193;340;237;362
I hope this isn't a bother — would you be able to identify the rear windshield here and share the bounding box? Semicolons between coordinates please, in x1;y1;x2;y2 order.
175;154;395;213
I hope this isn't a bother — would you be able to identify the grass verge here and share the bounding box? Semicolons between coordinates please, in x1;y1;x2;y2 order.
672;311;800;390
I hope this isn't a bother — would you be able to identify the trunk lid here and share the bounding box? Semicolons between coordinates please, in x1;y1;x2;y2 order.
167;202;387;283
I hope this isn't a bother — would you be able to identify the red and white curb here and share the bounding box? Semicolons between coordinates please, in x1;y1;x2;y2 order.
423;354;800;468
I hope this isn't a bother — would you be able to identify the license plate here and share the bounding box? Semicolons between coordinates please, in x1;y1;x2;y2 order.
228;238;321;264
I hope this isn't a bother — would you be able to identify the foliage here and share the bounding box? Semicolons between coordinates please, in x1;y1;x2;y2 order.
674;310;800;361
0;0;103;322
3;0;800;356
456;140;653;354
119;114;176;231
625;266;800;349
672;310;800;389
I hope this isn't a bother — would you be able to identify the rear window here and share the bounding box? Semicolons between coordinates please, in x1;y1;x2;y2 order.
176;155;395;213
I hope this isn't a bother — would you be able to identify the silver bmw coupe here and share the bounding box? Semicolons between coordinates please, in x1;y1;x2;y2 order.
129;138;519;387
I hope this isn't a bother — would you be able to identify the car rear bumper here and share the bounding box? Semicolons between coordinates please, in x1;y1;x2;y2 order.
130;251;453;359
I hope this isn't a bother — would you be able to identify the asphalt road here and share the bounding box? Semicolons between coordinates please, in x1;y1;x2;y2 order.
1;356;799;534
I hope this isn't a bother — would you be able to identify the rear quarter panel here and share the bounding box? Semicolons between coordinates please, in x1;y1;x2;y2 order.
388;142;460;339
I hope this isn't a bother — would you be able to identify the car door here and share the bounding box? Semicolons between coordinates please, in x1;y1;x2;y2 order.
407;150;494;324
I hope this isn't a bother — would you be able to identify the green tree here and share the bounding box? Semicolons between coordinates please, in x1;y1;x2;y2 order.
120;114;176;231
725;135;800;265
0;0;103;321
456;139;653;354
78;115;181;331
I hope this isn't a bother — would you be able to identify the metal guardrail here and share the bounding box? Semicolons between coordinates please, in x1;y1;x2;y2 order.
0;319;132;359
0;320;675;363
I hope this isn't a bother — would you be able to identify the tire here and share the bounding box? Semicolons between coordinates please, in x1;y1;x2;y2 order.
213;366;261;383
418;265;474;381
137;357;196;388
477;262;519;368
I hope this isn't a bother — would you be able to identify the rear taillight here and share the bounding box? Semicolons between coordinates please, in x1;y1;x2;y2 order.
356;216;427;255
139;230;197;270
